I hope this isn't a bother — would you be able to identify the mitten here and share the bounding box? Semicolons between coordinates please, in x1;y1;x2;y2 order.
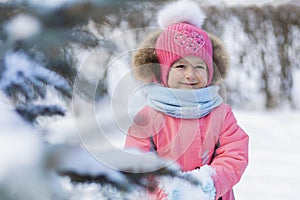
182;165;216;193
158;165;216;200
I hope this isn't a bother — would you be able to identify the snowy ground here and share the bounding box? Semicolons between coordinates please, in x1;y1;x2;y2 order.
233;109;300;200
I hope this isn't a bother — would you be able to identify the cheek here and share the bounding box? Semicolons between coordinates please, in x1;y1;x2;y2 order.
168;69;183;80
197;71;208;82
167;70;181;86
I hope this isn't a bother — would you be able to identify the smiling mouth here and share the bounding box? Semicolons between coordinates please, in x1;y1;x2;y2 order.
180;83;198;85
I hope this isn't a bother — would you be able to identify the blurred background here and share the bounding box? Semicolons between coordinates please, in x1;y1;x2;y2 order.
0;0;299;199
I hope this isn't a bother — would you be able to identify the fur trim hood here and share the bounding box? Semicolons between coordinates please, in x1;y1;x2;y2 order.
132;30;230;85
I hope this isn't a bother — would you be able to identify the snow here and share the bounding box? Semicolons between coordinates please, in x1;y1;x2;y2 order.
0;97;63;200
51;145;127;184
92;148;180;173
159;174;215;200
40;113;78;144
221;0;291;6
0;101;43;181
4;13;41;41
292;71;300;106
13;0;83;9
233;109;300;200
157;165;217;200
0;51;71;99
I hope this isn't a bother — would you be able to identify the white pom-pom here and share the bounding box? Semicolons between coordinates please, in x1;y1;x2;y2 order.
157;0;206;28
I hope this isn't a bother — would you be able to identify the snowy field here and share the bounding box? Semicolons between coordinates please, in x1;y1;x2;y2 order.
233;109;300;200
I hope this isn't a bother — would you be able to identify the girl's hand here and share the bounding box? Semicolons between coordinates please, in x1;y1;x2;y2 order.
182;165;216;193
158;165;216;200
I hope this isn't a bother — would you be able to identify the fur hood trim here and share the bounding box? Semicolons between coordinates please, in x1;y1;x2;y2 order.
132;31;230;85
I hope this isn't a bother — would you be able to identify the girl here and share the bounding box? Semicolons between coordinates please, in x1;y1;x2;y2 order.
125;1;249;199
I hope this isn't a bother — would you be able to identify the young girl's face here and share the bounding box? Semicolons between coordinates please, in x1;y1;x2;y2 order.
167;56;208;89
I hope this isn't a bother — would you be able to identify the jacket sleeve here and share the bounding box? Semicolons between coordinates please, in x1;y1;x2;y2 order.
210;105;249;199
124;106;165;152
125;127;152;152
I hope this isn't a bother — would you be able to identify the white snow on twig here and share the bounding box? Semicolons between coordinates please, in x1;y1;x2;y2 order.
50;145;127;184
0;100;43;182
14;0;84;9
4;14;41;41
0;51;70;94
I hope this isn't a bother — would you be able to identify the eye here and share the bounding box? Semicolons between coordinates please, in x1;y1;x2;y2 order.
174;64;186;69
195;65;206;70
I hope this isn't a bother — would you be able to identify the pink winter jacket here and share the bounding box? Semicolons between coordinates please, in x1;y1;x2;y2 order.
125;103;249;200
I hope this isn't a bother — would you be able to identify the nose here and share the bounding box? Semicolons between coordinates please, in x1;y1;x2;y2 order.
184;67;196;80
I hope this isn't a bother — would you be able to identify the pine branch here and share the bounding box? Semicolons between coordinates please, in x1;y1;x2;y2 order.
16;103;65;122
0;51;72;102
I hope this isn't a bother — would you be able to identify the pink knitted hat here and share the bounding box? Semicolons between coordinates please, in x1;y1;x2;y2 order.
155;0;213;86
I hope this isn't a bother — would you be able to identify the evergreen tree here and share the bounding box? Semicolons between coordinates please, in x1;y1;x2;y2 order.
0;1;182;199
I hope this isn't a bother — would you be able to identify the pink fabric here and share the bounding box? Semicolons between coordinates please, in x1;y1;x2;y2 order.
155;22;213;86
125;103;249;200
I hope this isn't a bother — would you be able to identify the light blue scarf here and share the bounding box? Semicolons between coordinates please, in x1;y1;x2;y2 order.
143;83;223;119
